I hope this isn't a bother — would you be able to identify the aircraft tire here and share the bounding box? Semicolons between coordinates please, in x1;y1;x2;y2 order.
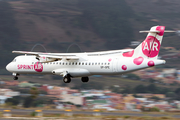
63;74;71;83
14;76;18;80
81;77;89;82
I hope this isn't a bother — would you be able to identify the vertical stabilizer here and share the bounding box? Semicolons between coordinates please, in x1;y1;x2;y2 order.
133;26;165;59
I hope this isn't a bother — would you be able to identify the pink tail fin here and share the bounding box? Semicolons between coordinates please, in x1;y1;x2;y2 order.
133;26;165;59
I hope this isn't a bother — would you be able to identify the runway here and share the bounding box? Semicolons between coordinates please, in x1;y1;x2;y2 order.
0;108;180;118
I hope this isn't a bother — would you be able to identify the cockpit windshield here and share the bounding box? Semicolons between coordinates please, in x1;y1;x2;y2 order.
12;58;16;62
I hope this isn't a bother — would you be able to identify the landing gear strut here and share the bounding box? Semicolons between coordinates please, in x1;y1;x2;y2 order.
13;73;19;80
63;74;71;83
81;77;89;82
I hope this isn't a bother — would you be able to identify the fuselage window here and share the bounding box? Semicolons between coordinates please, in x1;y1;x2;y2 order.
95;63;97;65
66;63;68;65
85;63;87;65
82;62;84;65
56;62;58;64
75;62;77;65
98;63;100;65
69;62;71;65
101;63;103;65
108;63;110;65
89;63;91;65
72;62;74;65
92;63;94;65
79;62;81;65
59;62;61;65
62;63;64;65
105;63;106;65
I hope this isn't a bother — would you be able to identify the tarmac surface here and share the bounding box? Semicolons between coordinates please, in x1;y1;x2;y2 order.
0;108;180;118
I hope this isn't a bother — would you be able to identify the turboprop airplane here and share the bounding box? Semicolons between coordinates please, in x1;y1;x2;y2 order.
6;26;173;83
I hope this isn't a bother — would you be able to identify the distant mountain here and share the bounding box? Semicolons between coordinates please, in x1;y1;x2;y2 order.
0;0;180;71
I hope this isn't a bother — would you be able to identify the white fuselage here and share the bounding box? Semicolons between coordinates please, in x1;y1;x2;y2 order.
6;54;165;77
5;26;169;82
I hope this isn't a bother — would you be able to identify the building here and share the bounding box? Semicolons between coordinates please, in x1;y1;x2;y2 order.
0;96;10;104
60;94;84;106
0;89;20;104
0;89;20;97
137;94;165;99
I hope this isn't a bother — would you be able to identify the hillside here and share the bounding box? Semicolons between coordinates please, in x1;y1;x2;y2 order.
0;0;180;71
126;0;180;48
8;0;134;51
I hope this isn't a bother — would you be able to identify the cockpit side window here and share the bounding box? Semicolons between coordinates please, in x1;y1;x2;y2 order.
12;59;16;62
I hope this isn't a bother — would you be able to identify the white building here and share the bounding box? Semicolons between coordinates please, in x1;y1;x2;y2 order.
0;89;20;104
0;96;11;104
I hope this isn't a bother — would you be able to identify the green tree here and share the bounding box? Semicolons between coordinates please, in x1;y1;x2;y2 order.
174;88;180;100
166;92;176;98
30;87;39;99
5;96;21;106
147;84;159;93
134;85;147;93
126;74;140;80
32;100;44;107
149;107;160;112
150;96;161;101
122;86;133;93
23;96;33;108
175;88;180;95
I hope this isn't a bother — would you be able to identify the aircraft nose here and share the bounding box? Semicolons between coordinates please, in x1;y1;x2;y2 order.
6;63;13;72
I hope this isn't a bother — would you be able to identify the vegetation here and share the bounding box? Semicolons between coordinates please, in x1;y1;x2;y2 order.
5;96;21;106
108;83;180;100
5;87;53;108
30;87;39;99
0;0;179;71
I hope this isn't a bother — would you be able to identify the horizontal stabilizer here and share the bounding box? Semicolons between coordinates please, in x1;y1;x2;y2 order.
139;30;160;33
140;30;175;33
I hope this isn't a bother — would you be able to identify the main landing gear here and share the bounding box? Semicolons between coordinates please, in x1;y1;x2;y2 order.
63;74;71;83
81;77;89;82
62;75;89;83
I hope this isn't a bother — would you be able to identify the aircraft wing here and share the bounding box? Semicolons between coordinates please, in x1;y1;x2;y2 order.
12;51;79;61
13;51;41;56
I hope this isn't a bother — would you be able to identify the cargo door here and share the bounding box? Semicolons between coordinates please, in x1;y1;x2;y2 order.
112;58;118;72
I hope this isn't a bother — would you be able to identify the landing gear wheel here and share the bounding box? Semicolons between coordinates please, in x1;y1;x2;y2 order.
14;76;18;80
63;74;71;83
81;77;89;82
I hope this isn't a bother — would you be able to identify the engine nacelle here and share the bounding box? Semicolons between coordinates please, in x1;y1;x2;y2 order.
52;68;91;77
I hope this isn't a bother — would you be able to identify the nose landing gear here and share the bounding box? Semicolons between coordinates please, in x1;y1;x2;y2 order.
13;73;19;80
14;76;18;80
